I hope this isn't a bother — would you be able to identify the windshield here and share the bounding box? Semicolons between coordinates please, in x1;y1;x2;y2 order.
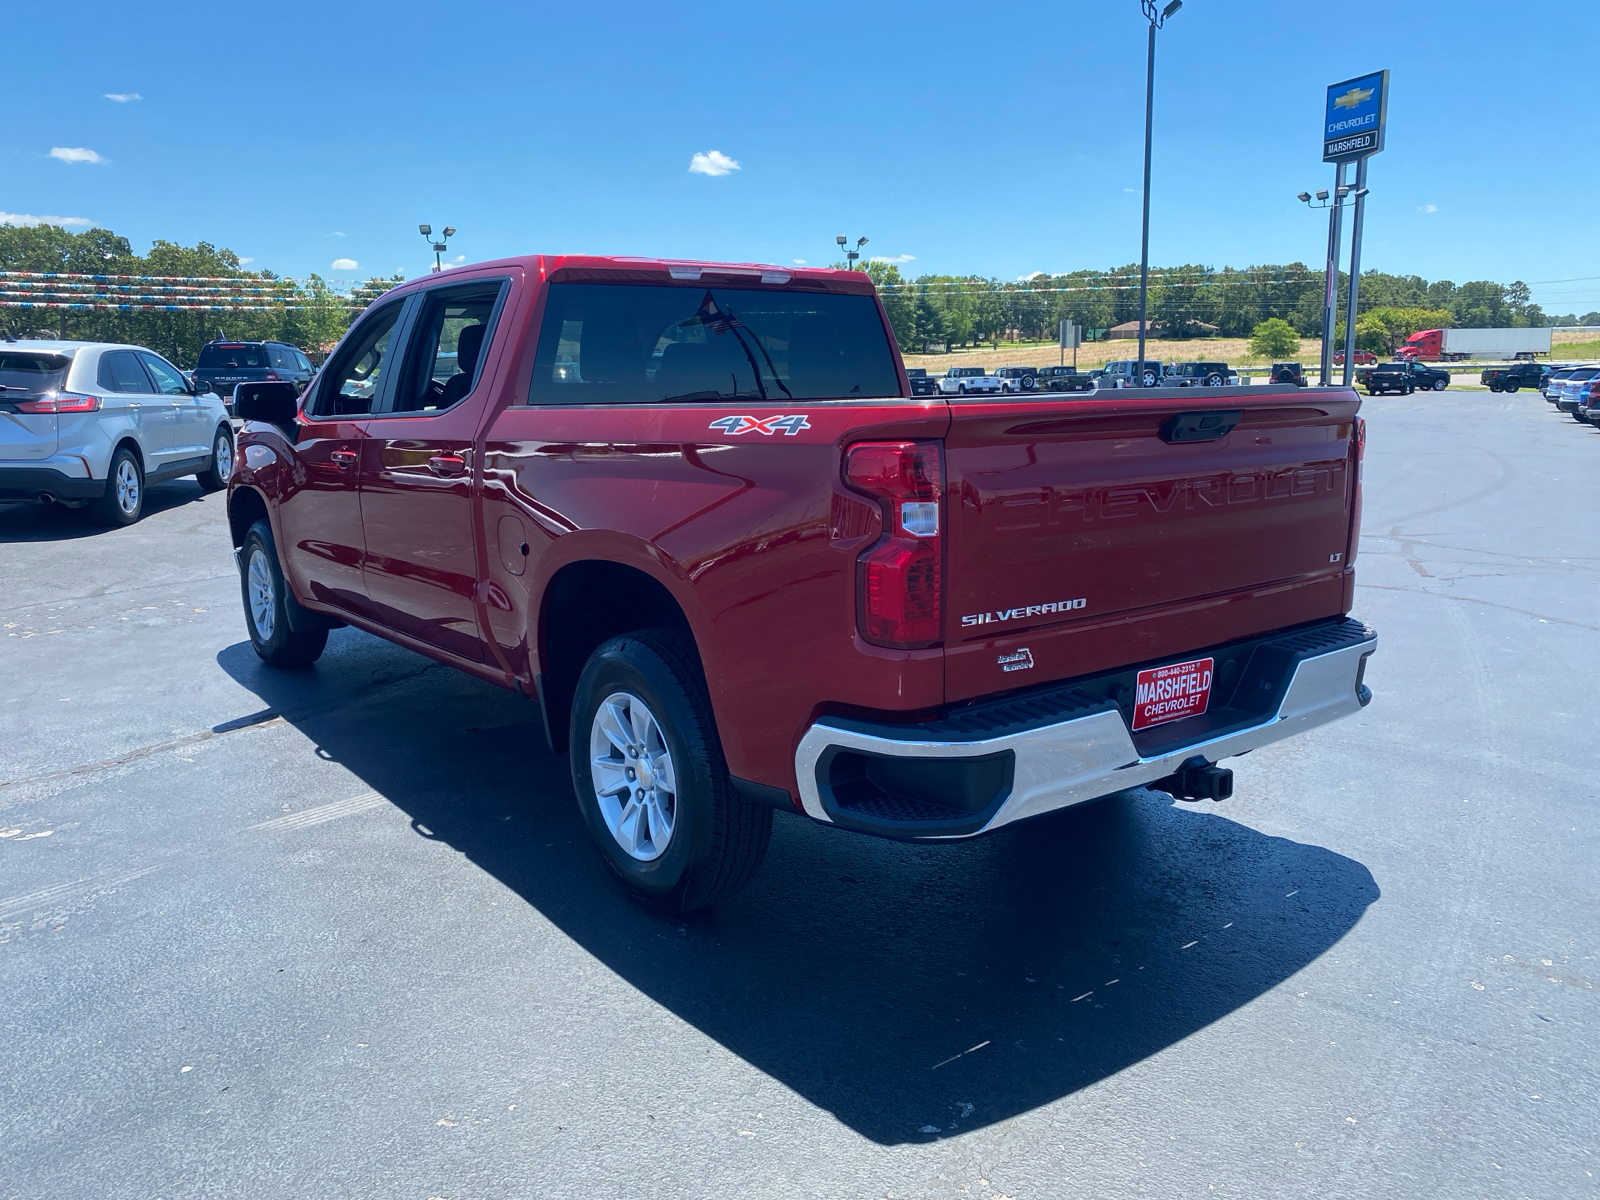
0;351;70;400
1568;368;1600;381
528;283;900;404
197;344;269;369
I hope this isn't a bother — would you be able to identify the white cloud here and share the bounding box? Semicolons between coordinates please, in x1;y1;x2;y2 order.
50;146;107;164
1123;187;1137;193
688;150;740;177
870;254;916;264
104;92;141;103
1420;204;1437;213
237;257;254;265
451;254;465;263
1017;270;1044;281
792;259;807;265
331;257;359;270
327;230;347;237
1;211;94;227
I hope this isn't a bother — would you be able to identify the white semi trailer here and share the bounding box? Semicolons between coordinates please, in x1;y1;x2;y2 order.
1396;327;1553;362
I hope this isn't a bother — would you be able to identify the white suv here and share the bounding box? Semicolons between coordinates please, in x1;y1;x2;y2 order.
0;340;233;526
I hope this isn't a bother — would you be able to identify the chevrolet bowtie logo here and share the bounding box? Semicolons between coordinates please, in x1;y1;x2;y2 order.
1334;86;1374;110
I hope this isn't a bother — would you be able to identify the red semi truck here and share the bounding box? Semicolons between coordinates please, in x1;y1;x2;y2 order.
227;255;1376;912
1396;327;1552;362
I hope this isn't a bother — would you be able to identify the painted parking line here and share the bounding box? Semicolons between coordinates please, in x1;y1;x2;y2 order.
248;792;387;832
0;865;164;920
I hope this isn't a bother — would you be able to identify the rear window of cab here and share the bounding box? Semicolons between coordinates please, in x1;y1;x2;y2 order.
525;282;901;405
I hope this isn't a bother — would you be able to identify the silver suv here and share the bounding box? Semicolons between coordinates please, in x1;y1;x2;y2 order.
0;340;234;526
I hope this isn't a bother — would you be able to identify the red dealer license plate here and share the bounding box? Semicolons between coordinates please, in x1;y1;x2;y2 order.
1131;657;1214;731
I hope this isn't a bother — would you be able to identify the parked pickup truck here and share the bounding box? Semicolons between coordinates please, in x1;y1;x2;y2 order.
938;366;1005;395
1036;365;1095;393
1480;361;1548;393
1357;360;1451;395
905;367;940;397
228;254;1377;913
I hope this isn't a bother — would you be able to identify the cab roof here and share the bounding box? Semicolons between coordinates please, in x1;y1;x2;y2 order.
379;254;880;301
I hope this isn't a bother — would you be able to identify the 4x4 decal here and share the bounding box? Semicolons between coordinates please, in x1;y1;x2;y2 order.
708;415;812;436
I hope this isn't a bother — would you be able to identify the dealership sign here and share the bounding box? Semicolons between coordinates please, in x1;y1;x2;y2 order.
1323;70;1388;163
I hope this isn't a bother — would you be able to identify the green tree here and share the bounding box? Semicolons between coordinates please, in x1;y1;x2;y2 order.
1354;314;1389;355
1249;317;1301;361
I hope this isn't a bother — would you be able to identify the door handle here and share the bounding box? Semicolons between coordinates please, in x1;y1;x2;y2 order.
427;454;468;478
330;448;359;468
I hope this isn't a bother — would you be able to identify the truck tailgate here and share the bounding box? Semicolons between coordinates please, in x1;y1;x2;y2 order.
942;389;1361;703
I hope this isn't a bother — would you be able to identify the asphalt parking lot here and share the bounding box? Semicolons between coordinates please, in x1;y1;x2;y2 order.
2;393;1596;1200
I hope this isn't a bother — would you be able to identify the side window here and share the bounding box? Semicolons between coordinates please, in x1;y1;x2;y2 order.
266;345;289;370
392;282;506;414
309;302;405;417
97;350;154;394
295;350;314;372
137;352;190;396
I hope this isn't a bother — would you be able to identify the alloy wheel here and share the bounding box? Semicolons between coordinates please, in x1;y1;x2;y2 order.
589;691;677;862
247;547;276;642
114;457;140;515
214;433;234;483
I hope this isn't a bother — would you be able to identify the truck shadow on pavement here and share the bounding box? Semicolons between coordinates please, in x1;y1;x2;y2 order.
220;629;1379;1147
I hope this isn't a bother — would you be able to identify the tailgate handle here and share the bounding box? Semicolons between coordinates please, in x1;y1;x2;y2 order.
1159;410;1243;444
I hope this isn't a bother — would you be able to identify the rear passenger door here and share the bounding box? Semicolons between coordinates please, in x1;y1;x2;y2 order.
357;275;513;663
96;350;174;465
137;351;207;463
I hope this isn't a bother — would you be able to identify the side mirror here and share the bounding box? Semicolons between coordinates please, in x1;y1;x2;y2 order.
235;381;301;434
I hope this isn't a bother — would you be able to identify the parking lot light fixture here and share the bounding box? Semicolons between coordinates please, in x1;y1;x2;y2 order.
1136;0;1181;384
836;234;868;271
1298;192;1313;204
420;223;455;273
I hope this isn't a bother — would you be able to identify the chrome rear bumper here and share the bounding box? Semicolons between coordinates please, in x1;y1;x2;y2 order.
794;619;1376;840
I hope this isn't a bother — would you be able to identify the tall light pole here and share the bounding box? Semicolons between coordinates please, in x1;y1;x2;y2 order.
836;234;868;270
1300;179;1351;384
419;223;457;273
1135;0;1182;386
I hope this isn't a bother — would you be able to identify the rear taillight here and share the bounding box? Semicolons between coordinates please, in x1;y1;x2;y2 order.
844;440;944;648
1348;415;1366;565
16;392;101;414
264;370;280;381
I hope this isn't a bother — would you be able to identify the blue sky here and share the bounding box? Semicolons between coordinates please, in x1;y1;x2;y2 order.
6;0;1598;313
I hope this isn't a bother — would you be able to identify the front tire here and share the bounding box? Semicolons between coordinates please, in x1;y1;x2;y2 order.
196;424;234;492
1503;382;1518;393
570;629;771;913
92;445;144;526
1432;377;1448;391
240;519;328;668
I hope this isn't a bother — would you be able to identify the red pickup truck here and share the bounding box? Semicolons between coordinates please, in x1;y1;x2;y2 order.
228;255;1376;912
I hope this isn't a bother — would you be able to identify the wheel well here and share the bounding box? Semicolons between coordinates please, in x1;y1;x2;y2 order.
538;560;696;755
113;437;143;470
228;485;269;549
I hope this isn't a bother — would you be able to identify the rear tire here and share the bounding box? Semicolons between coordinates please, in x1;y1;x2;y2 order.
196;424;234;492
570;629;772;913
240;519;328;668
92;445;144;527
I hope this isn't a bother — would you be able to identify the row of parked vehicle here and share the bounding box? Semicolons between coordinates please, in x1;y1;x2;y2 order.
1540;363;1600;422
905;359;1253;396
